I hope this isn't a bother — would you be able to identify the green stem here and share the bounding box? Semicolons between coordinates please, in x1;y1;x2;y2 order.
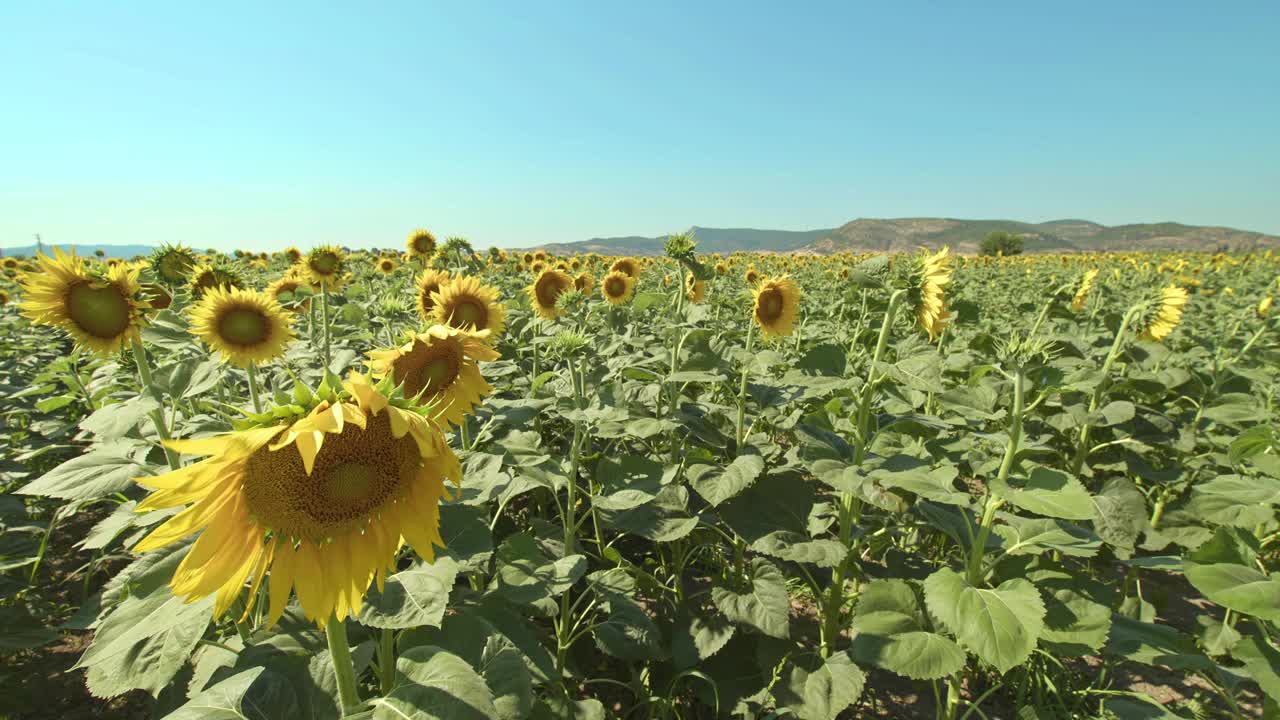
325;617;361;716
735;321;756;449
854;289;907;460
1070;305;1142;475
67;356;95;412
131;338;180;470
247;361;262;414
321;285;332;371
378;627;395;695
1029;297;1054;336
967;368;1024;586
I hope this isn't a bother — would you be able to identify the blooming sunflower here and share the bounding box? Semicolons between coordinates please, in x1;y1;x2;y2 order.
715;262;728;276
574;271;594;297
431;276;506;337
376;257;397;275
745;267;760;285
131;371;460;627
912;246;953;340
406;229;437;259
600;271;636;305
150;244;199;285
610;257;641;279
2;257;19;270
190;286;296;367
284;246;303;264
19;248;149;354
306;246;347;290
1139;286;1188;342
686;273;706;304
1071;269;1100;312
527;269;573;320
367;326;498;427
752;276;801;338
414;269;452;323
521;251;535;265
190;262;245;299
530;261;547;275
533;250;548;263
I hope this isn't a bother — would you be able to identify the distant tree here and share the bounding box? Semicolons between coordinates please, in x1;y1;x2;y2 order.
979;231;1024;256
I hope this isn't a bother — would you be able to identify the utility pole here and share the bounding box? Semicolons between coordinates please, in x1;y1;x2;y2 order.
35;233;43;255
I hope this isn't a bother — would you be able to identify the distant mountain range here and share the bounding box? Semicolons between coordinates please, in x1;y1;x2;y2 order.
0;243;153;259
530;219;1280;256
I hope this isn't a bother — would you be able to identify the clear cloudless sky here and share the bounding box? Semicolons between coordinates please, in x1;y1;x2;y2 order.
2;1;1278;250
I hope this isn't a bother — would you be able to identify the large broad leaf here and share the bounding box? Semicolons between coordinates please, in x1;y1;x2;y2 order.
1183;562;1280;622
591;454;664;511
772;651;866;720
672;610;736;669
688;451;765;507
995;467;1093;520
17;440;148;500
439;504;494;572
923;568;1045;674
1090;478;1149;559
598;485;697;542
360;557;459;629
1105;615;1211;671
80;396;161;440
1233;634;1280;703
1035;574;1112;656
374;646;498;720
994;517;1101;558
749;533;847;568
478;636;534;720
489;533;585;607
76;588;213;698
849;611;965;680
711;558;790;639
162;667;298;720
592;595;664;661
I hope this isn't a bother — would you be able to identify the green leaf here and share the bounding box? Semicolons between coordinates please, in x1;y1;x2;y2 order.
1090;478;1149;558
479;636;534;720
592;454;663;511
672;610;736;669
490;534;585;606
592;595;664;661
598;485;697;542
712;558;790;639
993;517;1101;558
17;440;147;500
77;588;213;698
360;557;459;630
1233;634;1280;702
689;451;765;507
80;396;161;439
1089;400;1135;427
1101;696;1187;719
923;568;1045;674
849;611;965;680
374;646;498;720
995;467;1093;520
163;667;298;720
1184;561;1280;622
1105;615;1211;671
1038;583;1112;656
0;605;58;652
772;651;866;720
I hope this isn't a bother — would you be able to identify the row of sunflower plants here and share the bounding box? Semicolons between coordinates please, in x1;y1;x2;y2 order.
1;235;1279;719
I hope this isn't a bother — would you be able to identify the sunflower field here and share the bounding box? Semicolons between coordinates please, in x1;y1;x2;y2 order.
1;233;1279;720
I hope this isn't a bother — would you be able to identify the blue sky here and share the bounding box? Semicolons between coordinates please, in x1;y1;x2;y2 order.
2;2;1277;250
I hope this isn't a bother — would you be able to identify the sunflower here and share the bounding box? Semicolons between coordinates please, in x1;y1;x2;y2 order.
600;271;636;305
2;258;18;270
414;269;452;323
530;261;547;275
0;290;8;305
367;326;498;427
284;246;303;264
406;229;437;260
19;248;149;354
610;257;641;279
431;276;506;337
521;251;535;265
570;258;581;271
533;250;548;263
686;273;706;304
376;257;397;275
912;246;953;340
190;287;295;367
150;244;199;285
1259;296;1273;318
1071;269;1100;312
714;262;728;276
752;276;802;338
190;262;245;299
1139;286;1188;342
574;271;594;297
745;267;760;285
131;371;459;627
527;269;573;320
306;246;347;290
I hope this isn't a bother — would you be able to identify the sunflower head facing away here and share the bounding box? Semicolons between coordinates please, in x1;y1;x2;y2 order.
752;276;802;338
150;243;199;285
19;248;149;355
909;246;953;340
600;271;636;306
1071;269;1100;312
527;269;573;320
190;286;296;367
131;371;461;627
610;257;641;279
406;229;437;259
431;275;506;337
574;271;594;297
415;269;452;322
367;325;499;427
190;262;245;300
306;246;347;290
1139;285;1188;342
686;273;706;304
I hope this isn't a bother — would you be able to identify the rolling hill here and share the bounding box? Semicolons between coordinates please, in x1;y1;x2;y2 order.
530;219;1280;256
0;243;154;259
